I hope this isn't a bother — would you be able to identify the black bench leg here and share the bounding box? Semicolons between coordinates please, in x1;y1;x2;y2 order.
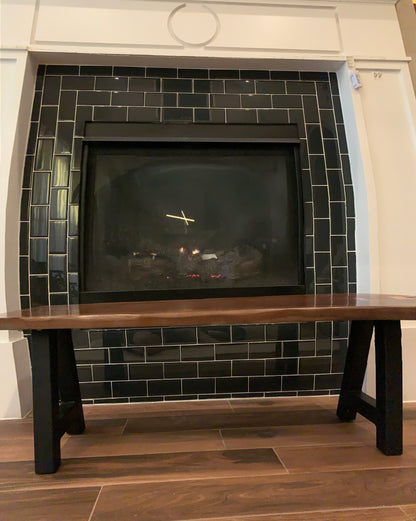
31;329;85;474
57;329;85;435
31;330;61;474
337;320;374;421
375;320;403;455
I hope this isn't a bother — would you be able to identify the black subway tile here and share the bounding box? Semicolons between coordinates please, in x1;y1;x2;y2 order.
320;110;337;138
31;91;42;121
331;236;347;266
248;342;282;359
162;79;192;92
315;252;331;284
69;171;80;203
114;66;145;77
177;68;207;78
265;358;298;375
19;257;29;294
75;106;93;136
330;202;347;234
29;275;49;307
183;378;215;394
179;93;208;107
147;67;177;78
255;81;285;94
313;185;329;218
30;206;48;237
225;80;255;93
128;107;160;122
146;346;180;362
306;124;323;154
241;70;269;79
67;236;78;271
314;219;330;251
195;109;225;123
112;91;144;106
289;109;305;138
299;356;331;374
324;139;341;169
162;108;192;121
315;374;343;390
110;347;144;363
232;360;264;376
35;139;54;171
215;343;248;360
62;76;95;90
300;323;316;340
198;326;230;343
303;96;319;123
32;172;50;204
30;239;48;274
78;90;111;105
69;205;79;236
27;122;38;155
226;109;257;124
58;91;77;120
77;366;92;383
328;169;345;201
50;293;68;306
163;327;196;345
209;70;239;79
181;344;214;361
148;379;181;396
93;364;128;381
300;72;329;81
90;329;126;347
249;376;281;392
337;124;348;153
55;122;74;154
113;381;147;397
329;72;340;95
129;78;160;92
266;323;298;341
36;65;45;90
216;377;248;393
22;155;34;188
80;382;112;399
257;110;288;124
199;361;231;377
127;328;162;346
232;325;264;342
81;66;113;76
96;76;128;90
241;95;271;108
49;255;67;292
316;82;333;108
145;93;176;107
50;189;68;219
129;363;163;379
94;106;127;121
20;222;29;255
271;71;299;80
272;95;302;109
43;76;61;104
164;362;197;379
49;221;66;253
194;80;224;93
287;81;315;95
210;94;240;108
333;95;343;123
310;155;327;185
68;273;78;304
46;65;79;75
20;190;30;221
282;375;314;391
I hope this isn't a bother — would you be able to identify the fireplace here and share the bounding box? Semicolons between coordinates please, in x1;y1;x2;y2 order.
80;123;304;302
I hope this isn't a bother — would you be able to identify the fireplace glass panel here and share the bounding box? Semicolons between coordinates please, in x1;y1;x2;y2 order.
81;139;303;300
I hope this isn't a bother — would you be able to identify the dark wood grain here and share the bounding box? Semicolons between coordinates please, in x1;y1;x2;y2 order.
0;294;415;330
90;468;416;521
0;486;100;521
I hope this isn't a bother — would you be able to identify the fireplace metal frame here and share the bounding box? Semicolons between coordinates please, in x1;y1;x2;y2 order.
79;123;305;303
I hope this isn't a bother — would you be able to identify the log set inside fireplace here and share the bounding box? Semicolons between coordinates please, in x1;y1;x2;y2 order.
80;123;304;302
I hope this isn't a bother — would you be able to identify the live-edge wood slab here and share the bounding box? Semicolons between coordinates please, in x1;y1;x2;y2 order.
0;294;415;330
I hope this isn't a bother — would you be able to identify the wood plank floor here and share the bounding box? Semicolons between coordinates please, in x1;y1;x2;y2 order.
0;396;415;521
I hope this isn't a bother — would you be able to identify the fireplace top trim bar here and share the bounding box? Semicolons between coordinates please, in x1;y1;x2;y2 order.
83;122;301;143
2;294;416;330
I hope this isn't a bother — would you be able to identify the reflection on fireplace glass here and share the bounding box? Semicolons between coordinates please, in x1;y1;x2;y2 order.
81;141;302;299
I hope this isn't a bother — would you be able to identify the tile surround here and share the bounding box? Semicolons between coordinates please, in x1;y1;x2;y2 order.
20;65;356;403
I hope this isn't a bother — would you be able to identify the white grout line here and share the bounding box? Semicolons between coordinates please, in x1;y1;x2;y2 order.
87;485;103;521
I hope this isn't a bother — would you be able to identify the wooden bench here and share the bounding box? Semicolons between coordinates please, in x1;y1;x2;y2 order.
1;293;415;474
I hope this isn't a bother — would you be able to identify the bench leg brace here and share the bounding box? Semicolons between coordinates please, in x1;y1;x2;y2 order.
31;329;85;474
337;320;403;455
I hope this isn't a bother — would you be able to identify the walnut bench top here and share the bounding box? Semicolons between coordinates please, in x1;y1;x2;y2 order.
0;294;415;330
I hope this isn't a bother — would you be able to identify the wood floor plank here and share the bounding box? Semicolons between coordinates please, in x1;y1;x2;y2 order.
192;506;411;521
275;444;416;473
0;438;34;462
90;468;416;521
0;448;285;491
62;429;224;458
0;419;33;439
124;408;339;433
401;504;416;519
83;399;232;419
0;486;100;521
221;422;375;449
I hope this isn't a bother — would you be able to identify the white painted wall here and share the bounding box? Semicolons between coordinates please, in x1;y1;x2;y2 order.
0;0;416;414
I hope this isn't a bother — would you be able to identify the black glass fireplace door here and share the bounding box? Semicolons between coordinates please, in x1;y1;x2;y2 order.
80;128;304;302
